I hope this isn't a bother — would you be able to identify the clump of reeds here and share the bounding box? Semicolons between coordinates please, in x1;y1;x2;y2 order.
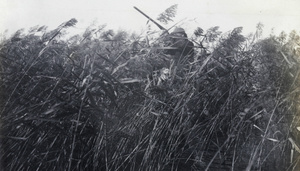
0;19;299;171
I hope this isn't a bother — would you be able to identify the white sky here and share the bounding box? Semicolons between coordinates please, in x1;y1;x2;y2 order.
0;0;300;37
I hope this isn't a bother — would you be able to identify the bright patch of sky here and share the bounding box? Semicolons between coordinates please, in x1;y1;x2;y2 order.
0;0;300;38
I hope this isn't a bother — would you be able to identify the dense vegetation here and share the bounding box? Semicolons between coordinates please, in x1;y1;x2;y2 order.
0;17;300;170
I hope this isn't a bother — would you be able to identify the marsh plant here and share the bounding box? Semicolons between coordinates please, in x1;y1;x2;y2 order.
0;10;300;171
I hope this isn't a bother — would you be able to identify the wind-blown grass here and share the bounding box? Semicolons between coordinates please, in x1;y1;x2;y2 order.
0;19;299;171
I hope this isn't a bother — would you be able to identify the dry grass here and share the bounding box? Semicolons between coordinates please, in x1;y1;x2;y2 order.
0;20;299;171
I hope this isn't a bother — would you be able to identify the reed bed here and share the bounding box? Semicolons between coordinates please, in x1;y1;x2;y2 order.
0;19;299;171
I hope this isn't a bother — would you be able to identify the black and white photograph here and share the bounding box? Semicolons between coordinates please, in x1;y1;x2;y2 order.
1;0;300;170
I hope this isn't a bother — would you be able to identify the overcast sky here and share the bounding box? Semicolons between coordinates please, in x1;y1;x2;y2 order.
1;0;300;37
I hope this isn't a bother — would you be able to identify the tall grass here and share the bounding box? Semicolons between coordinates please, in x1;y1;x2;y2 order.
0;19;299;171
